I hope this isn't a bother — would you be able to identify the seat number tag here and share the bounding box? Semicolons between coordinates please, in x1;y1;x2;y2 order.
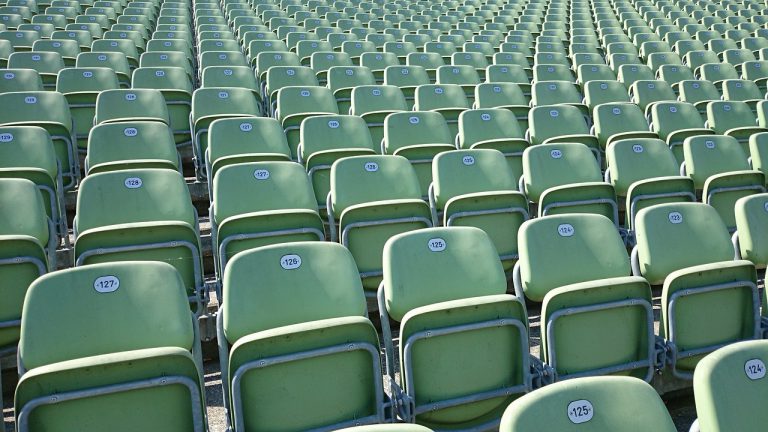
428;238;446;252
93;275;120;293
745;359;766;380
567;400;593;424
280;254;301;270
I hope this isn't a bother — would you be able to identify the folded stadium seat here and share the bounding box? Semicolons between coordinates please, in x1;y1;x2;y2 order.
452;50;490;81
381;111;456;197
145;39;197;64
530;81;589;122
680;134;765;230
198;51;248;80
138;51;194;82
218;242;388;431
592;102;658;150
190;87;262;180
655;64;695;94
327;65;376;115
689;340;768;432
93;88;169;126
677;80;721;115
131;66;194;148
7;51;64;90
532;63;576;82
103;29;145;54
74;51;130;88
740;60;768;93
112;24;149;45
298;115;377;213
198;40;240;57
0;29;39;51
73;168;206;313
631;202;761;379
527;105;601;163
518;212;660;380
360;51;398;84
383;65;430;110
0;38;12;67
706;100;768;150
0;126;68;244
616;63;655;88
457;108;528;175
697;63;740;91
0;178;54;388
0;68;43;92
247;39;288;68
406;52;444;82
683;50;719;72
649;101;715;164
412;84;470;138
310;51;352;85
341;39;376;65
15;262;207;431
520;142;619;225
673;39;704;57
200;65;261;106
638;39;672;61
742;37;768;55
210;161;324;282
582;80;631;112
336;425;434;432
31;38;79;66
254;51;300;91
428;149;527;273
733;192;768;271
534;51;570;68
571;53;606;71
0;91;79;190
264;65;319;116
327;155;431;292
500;376;677;432
85;122;180;175
378;226;532;430
350;85;408;147
56;67;120;152
628;79;677;117
720;79;764;111
485;63;531;89
473;82;530;128
605;137;696;239
435;64;480;105
384;40;416;65
275;85;339;159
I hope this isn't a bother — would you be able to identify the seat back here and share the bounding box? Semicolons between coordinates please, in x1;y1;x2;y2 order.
500;376;677;432
516;213;629;301
94;88;169;124
634;202;734;285
383;111;453;153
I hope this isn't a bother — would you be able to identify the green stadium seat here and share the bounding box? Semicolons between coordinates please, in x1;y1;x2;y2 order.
526;105;601;163
327;154;431;291
85;121;180;175
706;101;768;148
327;65;377;115
649;101;714;164
350;84;408;147
429;149;527;272
631;202;760;378
8;51;64;89
73;168;205;313
275;86;339;159
15;261;206;431
691;340;768;432
210;161;324;278
378;226;531;429
592;102;657;150
93;88;169;125
219;242;387;431
500;376;676;431
0;68;43;92
681;134;765;230
56;67;120;151
0;91;78;190
190;87;262;179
